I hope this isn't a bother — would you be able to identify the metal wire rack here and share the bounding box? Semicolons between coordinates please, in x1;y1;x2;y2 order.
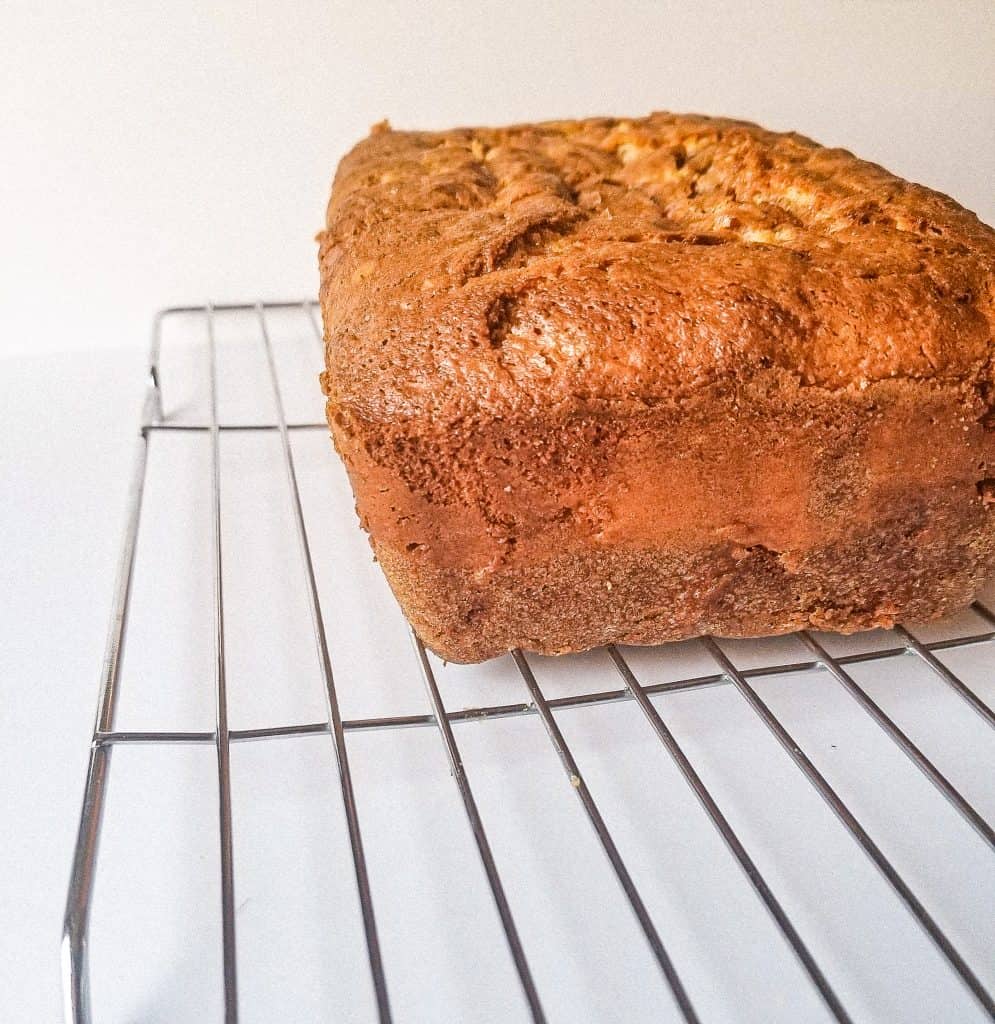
63;301;995;1024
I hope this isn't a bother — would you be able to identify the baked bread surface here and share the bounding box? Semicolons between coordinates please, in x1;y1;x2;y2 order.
319;113;995;662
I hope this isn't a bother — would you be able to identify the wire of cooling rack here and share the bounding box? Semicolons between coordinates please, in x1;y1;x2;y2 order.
63;301;995;1024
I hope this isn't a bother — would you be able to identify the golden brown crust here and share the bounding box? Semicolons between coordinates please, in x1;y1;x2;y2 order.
318;112;995;662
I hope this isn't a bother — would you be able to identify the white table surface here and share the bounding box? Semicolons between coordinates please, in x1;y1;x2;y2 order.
2;345;144;1022
5;307;995;1024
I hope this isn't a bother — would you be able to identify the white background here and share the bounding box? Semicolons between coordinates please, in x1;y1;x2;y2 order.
3;2;995;1023
3;0;995;358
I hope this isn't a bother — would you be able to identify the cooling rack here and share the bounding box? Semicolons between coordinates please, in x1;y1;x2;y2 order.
63;301;995;1024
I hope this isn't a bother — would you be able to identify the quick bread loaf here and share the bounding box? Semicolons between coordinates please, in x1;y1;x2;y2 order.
318;113;995;663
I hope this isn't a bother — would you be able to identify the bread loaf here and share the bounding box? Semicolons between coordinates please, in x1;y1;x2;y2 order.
318;113;995;662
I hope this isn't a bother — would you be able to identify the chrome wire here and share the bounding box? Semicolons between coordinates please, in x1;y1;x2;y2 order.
62;301;995;1023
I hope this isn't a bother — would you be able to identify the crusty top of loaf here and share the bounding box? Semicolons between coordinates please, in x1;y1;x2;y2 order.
319;113;995;422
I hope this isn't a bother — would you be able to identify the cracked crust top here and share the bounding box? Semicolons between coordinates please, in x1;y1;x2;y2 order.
319;113;995;429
